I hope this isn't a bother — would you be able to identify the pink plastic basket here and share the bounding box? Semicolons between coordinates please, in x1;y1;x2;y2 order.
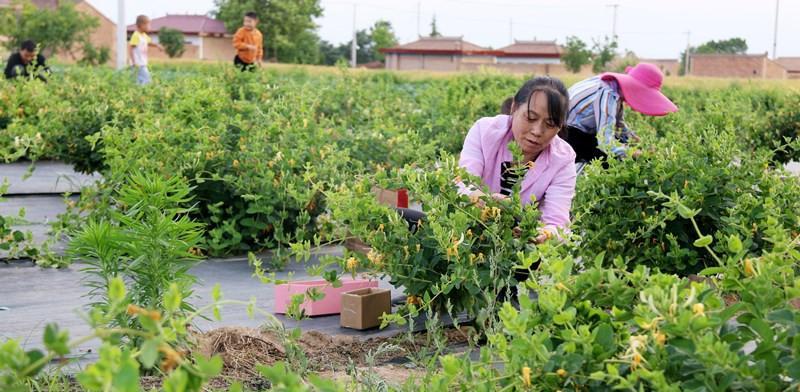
274;278;378;316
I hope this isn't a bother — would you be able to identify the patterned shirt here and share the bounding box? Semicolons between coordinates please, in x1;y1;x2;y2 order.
567;76;634;157
499;161;523;196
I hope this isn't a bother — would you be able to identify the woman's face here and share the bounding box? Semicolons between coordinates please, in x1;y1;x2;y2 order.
510;91;561;160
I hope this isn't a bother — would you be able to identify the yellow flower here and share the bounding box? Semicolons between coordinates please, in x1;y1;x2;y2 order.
654;332;666;347
631;352;644;370
232;159;240;168
522;366;531;386
525;161;536;170
377;223;385;232
466;229;473;238
406;295;421;306
692;303;705;317
346;257;358;272
367;250;384;267
126;304;146;316
743;258;756;277
556;368;567;377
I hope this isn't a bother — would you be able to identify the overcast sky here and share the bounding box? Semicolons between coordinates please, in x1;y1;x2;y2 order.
90;0;798;60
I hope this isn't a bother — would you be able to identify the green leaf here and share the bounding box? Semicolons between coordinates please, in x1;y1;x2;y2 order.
108;277;126;303
749;318;774;344
164;283;181;313
23;349;46;377
211;283;222;302
139;339;160;369
43;323;70;356
787;359;800;379
693;235;713;248
677;204;697;219
593;323;615;353
726;234;743;254
553;307;576;325
766;309;795;325
196;355;223;378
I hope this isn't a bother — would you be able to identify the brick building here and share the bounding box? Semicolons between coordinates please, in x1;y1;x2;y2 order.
689;53;787;79
382;36;496;72
0;0;117;64
775;57;800;79
127;14;232;61
639;59;680;76
382;37;568;74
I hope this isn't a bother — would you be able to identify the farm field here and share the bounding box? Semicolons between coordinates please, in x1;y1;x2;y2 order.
1;64;800;391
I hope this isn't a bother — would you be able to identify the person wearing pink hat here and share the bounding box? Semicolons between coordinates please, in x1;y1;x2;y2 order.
564;62;678;173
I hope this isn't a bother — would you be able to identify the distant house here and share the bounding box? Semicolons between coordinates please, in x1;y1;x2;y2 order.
382;36;496;72
127;14;231;61
639;59;680;76
689;53;787;79
0;0;118;64
496;40;561;64
381;37;567;74
775;57;800;79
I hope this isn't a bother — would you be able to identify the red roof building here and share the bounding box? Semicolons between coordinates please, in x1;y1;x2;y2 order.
381;37;564;72
126;14;228;37
126;14;233;61
496;40;561;64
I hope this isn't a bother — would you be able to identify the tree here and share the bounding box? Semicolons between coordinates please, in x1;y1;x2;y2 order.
695;37;747;54
370;20;398;62
214;0;323;63
158;27;186;58
77;42;110;66
591;36;618;73
612;50;639;73
562;36;591;73
680;37;747;75
318;20;398;66
0;0;101;60
430;15;441;37
319;39;347;66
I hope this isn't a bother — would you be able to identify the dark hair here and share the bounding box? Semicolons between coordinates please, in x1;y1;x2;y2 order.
136;14;149;26
20;40;36;52
503;76;570;131
244;11;258;19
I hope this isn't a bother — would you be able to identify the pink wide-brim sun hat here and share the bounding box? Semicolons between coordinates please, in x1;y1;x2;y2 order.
601;62;678;116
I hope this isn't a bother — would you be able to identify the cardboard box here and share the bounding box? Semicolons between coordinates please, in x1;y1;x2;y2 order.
340;287;392;330
371;187;409;209
274;278;378;316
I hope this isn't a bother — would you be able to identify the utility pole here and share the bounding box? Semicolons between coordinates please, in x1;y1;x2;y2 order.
509;18;513;45
417;2;421;37
607;4;619;37
772;0;780;59
116;0;126;70
351;4;357;68
683;31;691;76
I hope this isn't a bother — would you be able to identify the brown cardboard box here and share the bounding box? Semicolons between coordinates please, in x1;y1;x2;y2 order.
340;288;392;330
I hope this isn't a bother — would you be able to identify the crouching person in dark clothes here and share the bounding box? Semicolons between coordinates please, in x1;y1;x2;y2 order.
4;40;50;82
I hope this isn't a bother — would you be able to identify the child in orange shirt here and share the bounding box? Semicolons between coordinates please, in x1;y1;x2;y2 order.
232;12;263;71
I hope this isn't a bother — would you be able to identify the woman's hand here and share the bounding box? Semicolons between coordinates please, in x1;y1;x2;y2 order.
469;190;508;207
533;228;553;244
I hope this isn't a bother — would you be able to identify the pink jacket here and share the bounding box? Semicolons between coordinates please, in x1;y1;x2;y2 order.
458;115;577;232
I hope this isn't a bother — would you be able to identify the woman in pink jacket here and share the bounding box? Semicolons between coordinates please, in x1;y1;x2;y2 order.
459;76;576;243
